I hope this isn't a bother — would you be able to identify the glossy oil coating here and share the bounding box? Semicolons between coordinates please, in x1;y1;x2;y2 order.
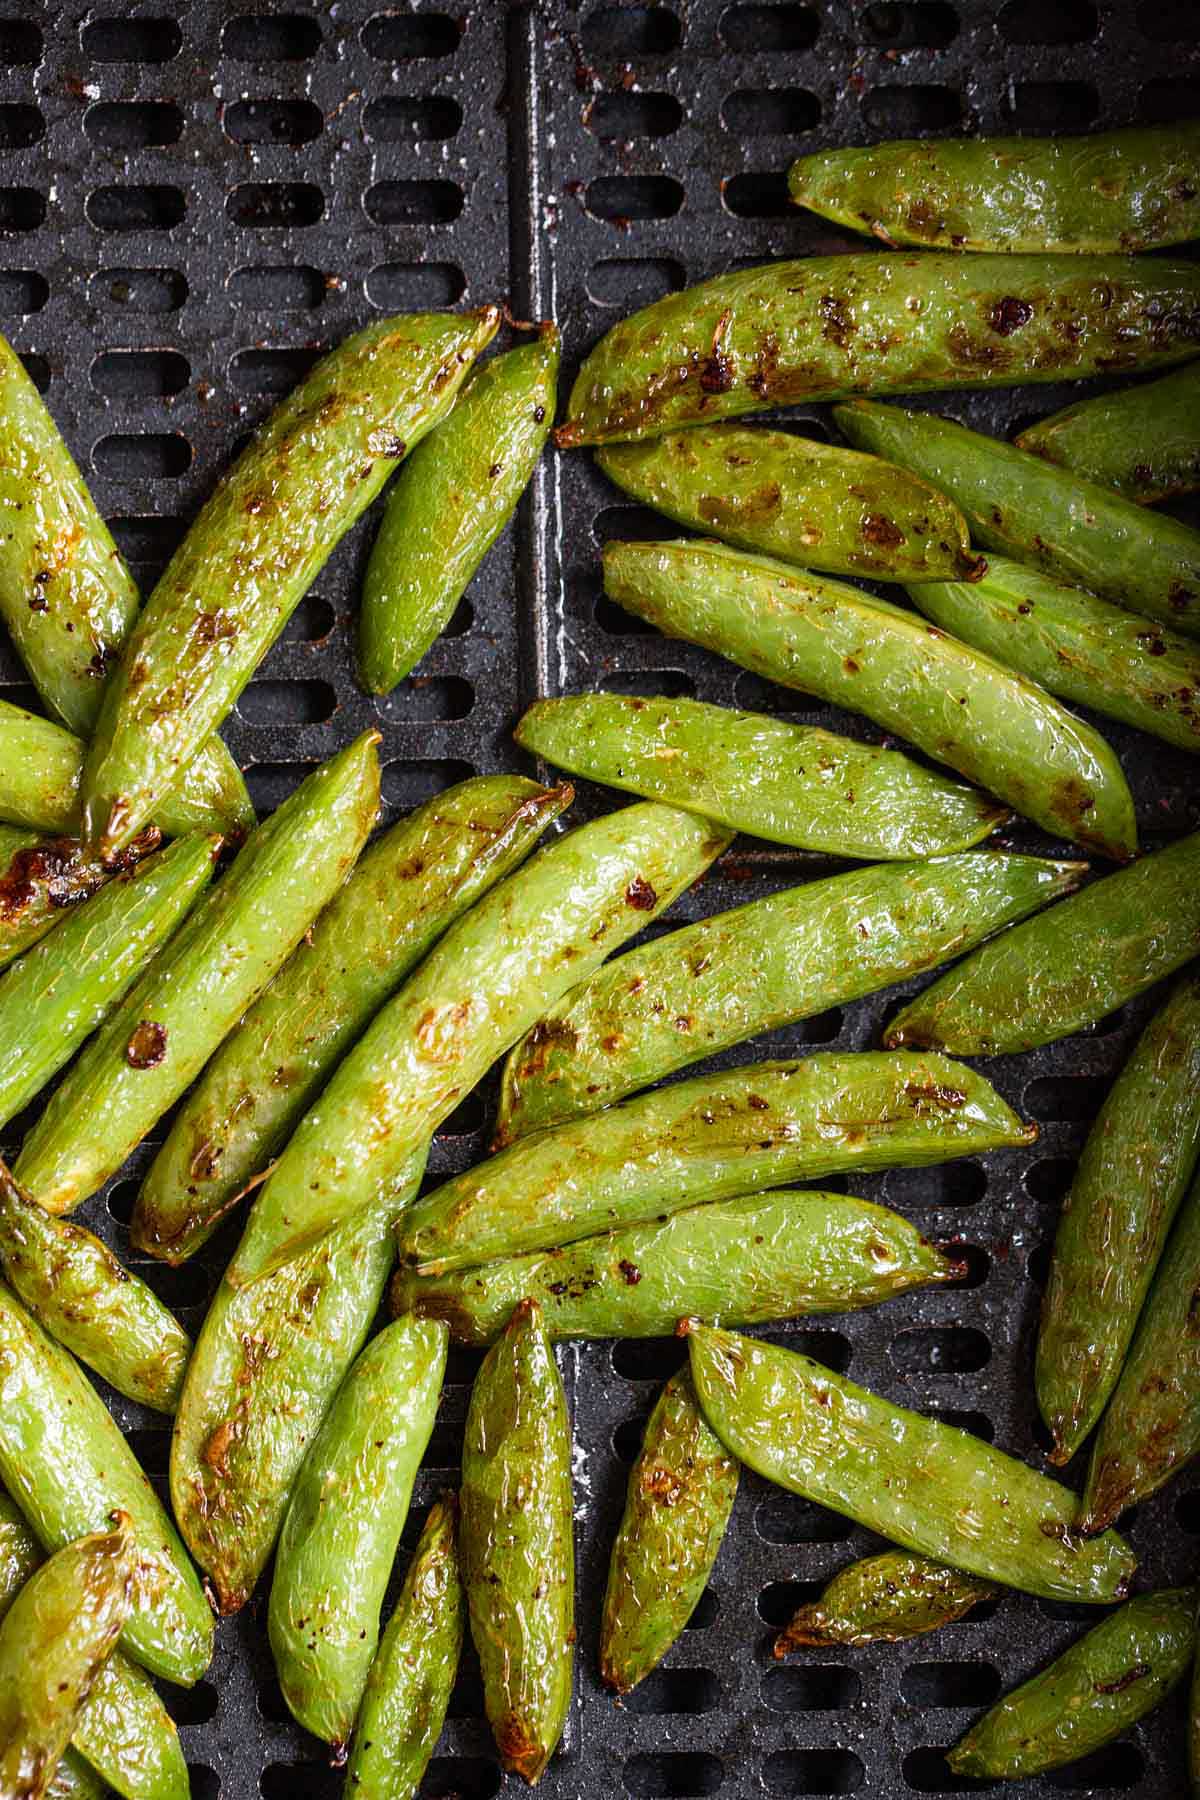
170;1146;426;1616
686;1325;1135;1604
16;733;380;1215
461;1300;573;1785
787;124;1200;253
228;802;731;1288
1037;977;1200;1465
596;424;980;582
774;1551;996;1654
837;399;1200;641
360;324;559;692
269;1315;448;1749
948;1587;1195;1779
134;776;568;1264
603;538;1135;859
1016;363;1200;505
600;1372;738;1695
82;309;500;857
886;831;1200;1056
556;253;1200;447
0;828;132;974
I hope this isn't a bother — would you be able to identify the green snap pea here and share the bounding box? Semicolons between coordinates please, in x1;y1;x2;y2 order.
462;1299;573;1785
774;1551;997;1655
82;309;499;859
360;324;559;693
228;801;730;1289
948;1587;1195;1781
600;1372;738;1695
837;399;1200;642
556;254;1200;448
17;732;380;1215
496;850;1082;1139
686;1324;1136;1604
0;828;136;974
1016;363;1200;505
47;1753;105;1800
343;1491;465;1800
134;775;568;1265
604;538;1135;860
1037;977;1200;1466
269;1314;448;1750
886;830;1200;1056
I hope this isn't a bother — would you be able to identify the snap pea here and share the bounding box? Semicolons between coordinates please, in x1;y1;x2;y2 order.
836;399;1200;641
227;802;730;1288
343;1491;465;1800
948;1587;1195;1781
685;1324;1136;1604
596;424;981;582
516;693;1007;857
600;1372;738;1695
604;538;1136;860
1037;976;1200;1466
360;324;559;692
556;253;1200;447
82;309;500;858
1016;363;1200;505
495;850;1082;1139
268;1314;447;1749
134;775;567;1265
773;1551;996;1655
906;557;1200;755
170;1146;425;1615
17;732;380;1215
462;1299;573;1785
787;124;1200;253
0;828;131;974
47;1754;105;1800
886;830;1200;1056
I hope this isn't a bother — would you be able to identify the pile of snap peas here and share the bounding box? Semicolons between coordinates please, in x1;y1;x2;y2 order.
0;116;1198;1799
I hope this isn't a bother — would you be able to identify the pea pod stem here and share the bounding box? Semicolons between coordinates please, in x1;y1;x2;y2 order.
774;1551;997;1654
1016;363;1200;505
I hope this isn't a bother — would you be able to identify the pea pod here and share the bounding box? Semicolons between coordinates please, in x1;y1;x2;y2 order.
948;1587;1195;1780
0;828;130;974
604;538;1136;860
134;775;568;1264
83;310;500;859
462;1299;573;1785
360;324;559;692
268;1314;448;1749
596;424;981;582
836;399;1200;641
600;1372;738;1695
343;1492;465;1800
774;1551;996;1655
685;1324;1135;1604
17;732;380;1215
496;850;1081;1139
556;253;1200;448
886;830;1200;1056
1037;977;1200;1466
1016;363;1200;505
227;802;730;1288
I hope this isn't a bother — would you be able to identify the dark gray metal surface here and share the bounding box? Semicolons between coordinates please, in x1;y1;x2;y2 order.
0;1;1197;1794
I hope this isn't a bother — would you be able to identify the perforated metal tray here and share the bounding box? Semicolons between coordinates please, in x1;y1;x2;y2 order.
0;1;1198;1795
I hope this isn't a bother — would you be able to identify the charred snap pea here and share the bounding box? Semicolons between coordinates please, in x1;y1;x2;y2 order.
462;1300;573;1785
948;1587;1196;1780
686;1324;1136;1604
774;1551;997;1655
83;309;499;859
496;851;1080;1138
556;253;1200;447
1037;977;1200;1466
360;323;559;693
837;399;1200;642
269;1314;448;1750
228;802;730;1288
886;830;1200;1057
600;1372;738;1695
343;1492;465;1800
1016;363;1200;505
597;423;981;582
0;827;141;975
134;775;567;1265
604;538;1136;860
17;732;380;1216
